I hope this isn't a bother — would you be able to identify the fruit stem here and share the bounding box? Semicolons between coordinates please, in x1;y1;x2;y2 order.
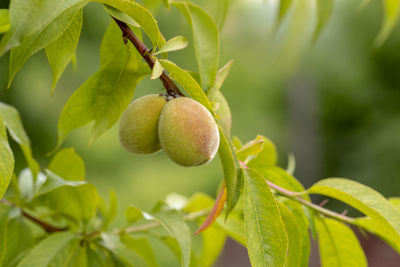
112;18;184;97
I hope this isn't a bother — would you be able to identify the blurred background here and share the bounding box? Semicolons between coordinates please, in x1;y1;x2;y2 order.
1;0;400;266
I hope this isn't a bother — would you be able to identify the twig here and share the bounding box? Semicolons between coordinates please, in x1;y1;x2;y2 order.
112;18;184;97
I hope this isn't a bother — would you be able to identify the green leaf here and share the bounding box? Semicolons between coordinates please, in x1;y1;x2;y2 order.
48;238;81;267
390;197;400;209
103;5;140;27
216;0;231;29
0;0;88;55
125;205;143;223
152;210;191;267
315;217;367;267
313;0;334;41
309;178;400;252
121;235;159;267
45;9;83;92
0;9;10;34
68;246;88;267
7;2;87;88
375;0;400;46
278;0;294;22
57;22;150;148
0;116;14;199
17;232;77;267
48;148;85;181
216;211;245;246
246;135;277;168
35;170;85;197
101;233;143;267
243;169;288;267
0;102;37;177
154;35;188;55
173;2;219;90
95;0;165;48
102;189;118;230
158;59;212;110
0;205;12;266
236;135;265;161
207;59;234;97
151;59;164;80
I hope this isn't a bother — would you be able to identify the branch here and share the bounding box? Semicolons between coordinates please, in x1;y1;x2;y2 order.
1;199;66;233
112;18;184;97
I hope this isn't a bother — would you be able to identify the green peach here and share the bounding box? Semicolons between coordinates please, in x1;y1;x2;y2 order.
119;94;166;154
210;91;232;135
158;97;220;167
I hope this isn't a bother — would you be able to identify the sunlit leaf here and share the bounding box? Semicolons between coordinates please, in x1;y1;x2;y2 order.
173;2;219;91
154;35;188;55
309;178;400;252
45;9;83;93
125;205;143;223
0;10;10;34
0;116;14;199
244;169;288;267
216;0;231;29
48;147;85;181
316;217;367;267
246;135;277;168
103;5;140;27
236;135;265;161
35;170;85;197
151;59;164;79
375;0;400;46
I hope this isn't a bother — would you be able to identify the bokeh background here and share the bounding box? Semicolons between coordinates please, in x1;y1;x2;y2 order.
1;0;400;266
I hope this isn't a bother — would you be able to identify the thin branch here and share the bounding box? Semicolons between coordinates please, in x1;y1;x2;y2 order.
112;18;184;97
1;199;66;233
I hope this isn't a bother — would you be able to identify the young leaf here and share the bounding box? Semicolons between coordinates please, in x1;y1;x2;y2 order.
102;189;118;230
0;102;38;177
121;235;159;267
216;0;231;29
0;205;12;266
154;35;189;55
0;9;10;34
7;3;87;88
48;147;85;181
375;0;400;46
95;0;165;48
34;170;85;197
316;217;367;267
152;210;191;267
151;59;164;80
236;135;265;161
207;59;234;97
313;0;334;41
173;2;219;91
103;5;140;27
16;232;77;267
125;205;143;223
246;135;277;168
309;178;400;252
0;0;88;55
57;22;150;148
243;169;288;267
45;9;83;93
0;116;14;199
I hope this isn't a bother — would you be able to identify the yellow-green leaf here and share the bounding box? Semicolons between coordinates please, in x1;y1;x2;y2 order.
375;0;400;46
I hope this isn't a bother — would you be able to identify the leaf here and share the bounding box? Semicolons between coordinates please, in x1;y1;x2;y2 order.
216;0;231;29
173;2;219;90
277;202;303;267
125;205;143;223
158;59;212;110
309;178;400;252
0;116;14;199
0;205;12;266
246;135;277;168
48;148;85;181
0;9;10;34
236;135;265;161
207;59;234;97
0;0;88;55
152;210;191;267
35;170;85;197
48;238;80;267
17;232;77;267
103;5;140;27
7;2;87;88
95;0;165;48
286;153;296;175
278;0;294;22
315;217;367;267
154;35;188;55
57;22;150;148
375;0;400;46
390;197;400;209
216;211;245;246
45;9;83;92
121;235;159;267
313;0;334;41
0;102;37;177
243;169;288;267
151;59;164;79
102;189;118;230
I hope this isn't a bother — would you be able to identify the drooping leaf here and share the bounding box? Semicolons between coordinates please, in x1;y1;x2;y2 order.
48;148;85;181
0;9;10;34
309;178;400;252
57;22;150;148
151;59;164;79
207;59;234;97
154;35;188;55
95;0;165;48
152;210;191;267
313;0;334;41
45;9;83;92
17;232;77;267
121;235;159;267
375;0;400;46
243;169;288;267
102;189;118;230
0;102;37;177
0;116;14;199
173;2;219;91
0;0;88;55
125;205;143;223
316;217;367;267
7;3;87;88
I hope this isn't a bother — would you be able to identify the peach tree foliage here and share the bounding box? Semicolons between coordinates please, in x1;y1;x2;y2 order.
0;0;399;266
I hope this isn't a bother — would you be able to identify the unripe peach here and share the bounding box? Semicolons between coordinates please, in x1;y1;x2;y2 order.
119;94;166;154
158;97;220;167
210;91;232;135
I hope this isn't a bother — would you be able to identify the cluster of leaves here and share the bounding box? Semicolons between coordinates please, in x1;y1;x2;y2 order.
0;0;400;266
